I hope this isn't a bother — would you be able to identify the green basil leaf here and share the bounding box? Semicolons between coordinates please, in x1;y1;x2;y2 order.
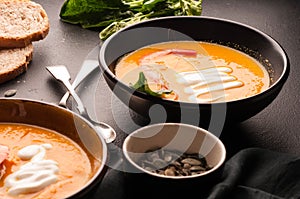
131;72;173;97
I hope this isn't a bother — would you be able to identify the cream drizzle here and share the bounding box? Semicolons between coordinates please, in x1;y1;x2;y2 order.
4;144;59;196
177;66;244;102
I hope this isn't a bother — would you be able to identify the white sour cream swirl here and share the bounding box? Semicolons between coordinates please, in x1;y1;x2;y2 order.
4;144;59;196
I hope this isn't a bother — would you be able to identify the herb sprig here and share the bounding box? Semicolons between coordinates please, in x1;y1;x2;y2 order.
59;0;202;40
131;72;173;97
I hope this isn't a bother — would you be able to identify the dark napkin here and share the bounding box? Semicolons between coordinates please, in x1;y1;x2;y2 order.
207;148;300;199
93;147;300;199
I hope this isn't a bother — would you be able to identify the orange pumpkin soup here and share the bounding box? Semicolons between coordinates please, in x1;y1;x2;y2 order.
115;41;270;103
0;123;96;199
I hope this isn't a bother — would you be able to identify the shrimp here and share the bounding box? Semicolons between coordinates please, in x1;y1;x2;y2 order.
0;144;9;180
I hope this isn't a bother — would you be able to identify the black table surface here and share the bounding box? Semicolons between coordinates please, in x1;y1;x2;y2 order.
1;0;300;198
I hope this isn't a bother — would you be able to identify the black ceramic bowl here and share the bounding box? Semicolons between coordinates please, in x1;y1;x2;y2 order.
0;98;108;199
99;16;289;129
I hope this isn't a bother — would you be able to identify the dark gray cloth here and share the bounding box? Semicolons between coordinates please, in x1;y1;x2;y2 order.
208;148;300;199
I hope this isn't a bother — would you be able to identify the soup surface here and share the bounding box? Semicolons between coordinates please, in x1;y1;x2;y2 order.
0;123;97;199
115;41;270;103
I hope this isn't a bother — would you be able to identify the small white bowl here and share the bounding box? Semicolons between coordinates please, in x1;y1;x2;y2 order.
122;123;226;180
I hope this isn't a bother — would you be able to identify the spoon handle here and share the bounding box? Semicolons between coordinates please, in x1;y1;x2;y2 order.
59;60;99;108
60;78;88;116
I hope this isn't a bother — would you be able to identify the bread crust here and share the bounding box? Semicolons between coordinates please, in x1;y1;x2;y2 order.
0;44;33;84
0;1;49;48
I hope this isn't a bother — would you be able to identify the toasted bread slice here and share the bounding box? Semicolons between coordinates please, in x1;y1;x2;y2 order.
0;0;49;48
0;44;33;84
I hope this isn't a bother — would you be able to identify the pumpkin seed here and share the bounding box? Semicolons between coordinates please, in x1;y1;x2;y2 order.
4;89;17;97
137;148;213;177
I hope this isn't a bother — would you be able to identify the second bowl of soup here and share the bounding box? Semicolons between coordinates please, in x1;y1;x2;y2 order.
99;16;289;128
0;98;108;199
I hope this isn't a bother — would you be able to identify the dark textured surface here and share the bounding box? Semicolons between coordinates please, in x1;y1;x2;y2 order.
200;0;300;156
0;0;299;198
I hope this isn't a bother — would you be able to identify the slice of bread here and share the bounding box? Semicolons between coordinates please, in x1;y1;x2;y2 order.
0;0;49;48
0;44;33;84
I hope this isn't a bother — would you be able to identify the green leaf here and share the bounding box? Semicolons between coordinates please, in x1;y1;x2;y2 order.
99;12;149;40
59;0;203;39
131;72;173;97
59;0;129;27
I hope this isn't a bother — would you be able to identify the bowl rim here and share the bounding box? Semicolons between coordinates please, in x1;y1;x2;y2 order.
99;15;290;106
0;97;108;197
122;122;226;179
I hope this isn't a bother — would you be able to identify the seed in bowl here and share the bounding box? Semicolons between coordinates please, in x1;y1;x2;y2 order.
137;148;213;177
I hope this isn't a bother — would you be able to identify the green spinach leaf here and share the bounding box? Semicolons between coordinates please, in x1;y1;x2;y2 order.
59;0;202;40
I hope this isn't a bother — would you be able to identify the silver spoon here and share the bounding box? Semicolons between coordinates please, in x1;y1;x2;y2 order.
58;60;98;108
46;65;117;143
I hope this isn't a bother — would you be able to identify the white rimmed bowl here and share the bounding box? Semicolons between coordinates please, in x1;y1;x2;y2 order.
123;123;226;181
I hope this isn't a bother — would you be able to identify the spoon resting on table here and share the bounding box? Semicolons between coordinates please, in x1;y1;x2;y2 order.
46;65;117;144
